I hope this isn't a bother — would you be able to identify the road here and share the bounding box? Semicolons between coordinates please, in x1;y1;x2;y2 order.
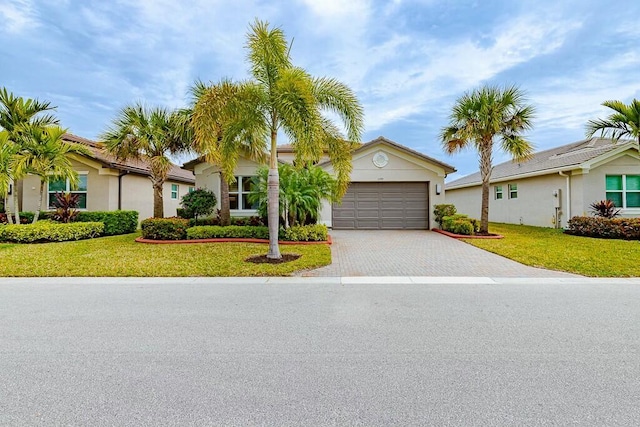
1;277;639;426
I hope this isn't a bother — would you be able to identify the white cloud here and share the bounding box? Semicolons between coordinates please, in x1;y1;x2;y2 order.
0;0;39;33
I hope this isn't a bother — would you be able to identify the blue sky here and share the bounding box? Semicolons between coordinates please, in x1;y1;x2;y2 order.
2;0;639;179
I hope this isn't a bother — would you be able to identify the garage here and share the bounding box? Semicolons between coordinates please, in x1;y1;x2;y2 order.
332;182;429;229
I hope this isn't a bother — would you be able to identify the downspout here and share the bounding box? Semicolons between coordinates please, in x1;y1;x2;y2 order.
118;170;129;210
559;171;570;227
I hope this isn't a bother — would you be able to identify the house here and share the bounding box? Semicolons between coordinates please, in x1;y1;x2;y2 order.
183;136;456;229
11;133;195;220
445;137;640;228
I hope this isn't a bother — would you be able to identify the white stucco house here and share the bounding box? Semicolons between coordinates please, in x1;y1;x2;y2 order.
183;136;456;230
9;133;196;220
445;137;640;228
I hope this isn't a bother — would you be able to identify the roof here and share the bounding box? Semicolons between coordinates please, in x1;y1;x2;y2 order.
317;136;456;173
446;137;638;189
63;133;195;184
182;144;318;170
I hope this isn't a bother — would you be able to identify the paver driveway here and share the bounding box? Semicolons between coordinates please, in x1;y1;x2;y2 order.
300;230;579;277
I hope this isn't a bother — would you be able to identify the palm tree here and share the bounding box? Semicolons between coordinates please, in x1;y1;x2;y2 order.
190;79;267;226
13;125;90;223
196;19;363;258
0;132;14;223
441;85;535;234
101;103;190;218
0;87;59;223
586;99;640;153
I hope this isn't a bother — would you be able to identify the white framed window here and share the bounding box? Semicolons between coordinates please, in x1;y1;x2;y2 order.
606;175;640;208
508;183;518;199
229;176;257;210
171;184;179;200
188;186;195;193
48;174;88;209
494;185;503;200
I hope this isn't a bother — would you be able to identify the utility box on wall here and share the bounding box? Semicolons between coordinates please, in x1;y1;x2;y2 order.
553;189;562;208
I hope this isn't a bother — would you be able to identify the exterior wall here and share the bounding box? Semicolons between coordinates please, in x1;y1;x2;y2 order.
120;174;193;220
277;151;329;165
323;145;448;229
447;173;569;228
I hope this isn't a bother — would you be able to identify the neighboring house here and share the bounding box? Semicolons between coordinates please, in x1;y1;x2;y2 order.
11;133;195;220
183;136;456;230
445;137;640;228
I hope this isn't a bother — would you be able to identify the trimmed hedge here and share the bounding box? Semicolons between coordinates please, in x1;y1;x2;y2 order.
442;214;479;236
566;216;640;240
0;221;104;243
76;211;138;236
141;217;189;240
187;225;270;240
280;224;328;241
187;216;265;227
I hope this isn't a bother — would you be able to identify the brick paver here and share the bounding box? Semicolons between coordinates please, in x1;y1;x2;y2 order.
299;230;579;277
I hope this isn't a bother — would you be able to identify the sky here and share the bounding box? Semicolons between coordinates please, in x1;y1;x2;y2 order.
1;0;639;180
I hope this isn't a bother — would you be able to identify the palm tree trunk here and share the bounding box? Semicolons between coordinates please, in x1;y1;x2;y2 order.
219;173;231;226
153;180;164;218
13;180;20;224
33;180;45;223
479;142;493;234
4;195;13;224
267;129;281;259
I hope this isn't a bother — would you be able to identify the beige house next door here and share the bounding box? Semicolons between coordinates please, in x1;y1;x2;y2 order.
332;182;429;229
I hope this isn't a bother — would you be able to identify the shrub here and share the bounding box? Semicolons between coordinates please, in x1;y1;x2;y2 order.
141;217;189;240
566;216;640;240
180;189;217;225
442;214;478;236
186;225;270;240
280;224;328;241
76;211;138;236
589;200;621;219
231;216;265;226
433;204;457;228
51;192;80;223
189;216;220;227
0;221;104;243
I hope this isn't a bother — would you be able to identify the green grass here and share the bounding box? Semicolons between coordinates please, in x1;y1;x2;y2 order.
0;233;331;277
462;223;640;277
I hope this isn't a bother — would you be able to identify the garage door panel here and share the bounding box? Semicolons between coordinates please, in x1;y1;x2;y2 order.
332;182;429;230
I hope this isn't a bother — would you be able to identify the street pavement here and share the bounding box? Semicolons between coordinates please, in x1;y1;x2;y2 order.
1;277;639;426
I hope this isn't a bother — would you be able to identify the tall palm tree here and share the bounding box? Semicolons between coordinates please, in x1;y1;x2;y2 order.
586;99;640;153
13;125;90;223
190;78;267;226
196;19;363;258
0;132;14;223
441;85;535;234
0;87;59;223
101;103;190;218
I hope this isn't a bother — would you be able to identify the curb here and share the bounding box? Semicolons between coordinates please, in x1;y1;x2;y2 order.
135;235;332;245
431;228;504;239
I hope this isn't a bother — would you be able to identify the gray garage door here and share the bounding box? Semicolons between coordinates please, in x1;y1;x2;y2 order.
332;182;429;229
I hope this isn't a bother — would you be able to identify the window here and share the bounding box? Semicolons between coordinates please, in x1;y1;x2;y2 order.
229;176;257;210
188;186;195;193
494;185;503;200
171;184;179;200
508;183;518;199
48;175;88;209
606;175;640;208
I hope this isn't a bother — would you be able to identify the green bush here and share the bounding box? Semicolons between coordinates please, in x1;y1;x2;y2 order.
76;211;138;236
280;224;328;241
176;208;194;219
186;225;270;240
566;216;640;240
433;204;457;228
442;214;478;236
0;221;104;243
141;217;189;240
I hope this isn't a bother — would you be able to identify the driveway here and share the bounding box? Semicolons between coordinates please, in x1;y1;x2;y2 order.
300;230;579;277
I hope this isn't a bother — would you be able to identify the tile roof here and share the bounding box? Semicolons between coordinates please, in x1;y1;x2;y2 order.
63;133;195;183
446;137;637;189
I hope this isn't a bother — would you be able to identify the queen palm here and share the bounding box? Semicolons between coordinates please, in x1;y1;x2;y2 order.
13;125;90;223
441;85;535;234
195;19;363;258
0;88;59;223
101;104;190;218
586;99;640;153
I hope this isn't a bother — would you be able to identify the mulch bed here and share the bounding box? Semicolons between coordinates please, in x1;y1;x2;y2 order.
431;228;503;239
245;254;301;264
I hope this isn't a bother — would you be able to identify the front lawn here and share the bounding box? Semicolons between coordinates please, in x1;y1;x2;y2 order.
0;233;331;277
462;223;640;277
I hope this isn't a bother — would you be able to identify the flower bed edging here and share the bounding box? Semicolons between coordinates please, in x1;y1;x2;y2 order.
135;235;332;245
431;228;503;239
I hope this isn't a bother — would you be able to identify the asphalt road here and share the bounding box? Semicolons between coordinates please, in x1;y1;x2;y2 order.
1;278;639;426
